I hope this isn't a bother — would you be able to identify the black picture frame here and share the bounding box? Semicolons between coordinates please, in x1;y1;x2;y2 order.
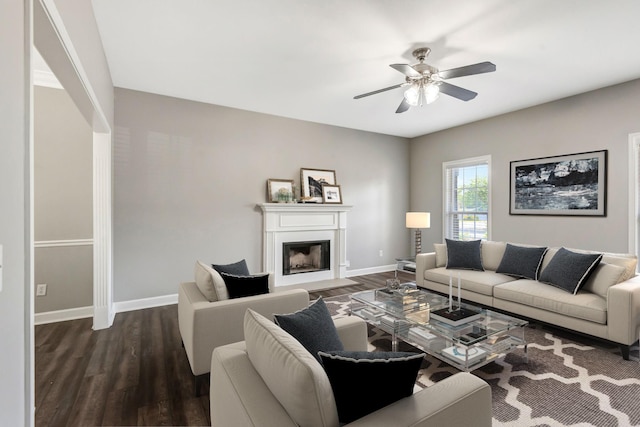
510;150;607;216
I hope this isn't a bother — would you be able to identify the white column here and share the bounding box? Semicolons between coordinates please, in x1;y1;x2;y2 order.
337;209;348;278
92;131;114;330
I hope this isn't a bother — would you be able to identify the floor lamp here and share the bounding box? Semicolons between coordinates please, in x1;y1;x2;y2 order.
406;212;431;257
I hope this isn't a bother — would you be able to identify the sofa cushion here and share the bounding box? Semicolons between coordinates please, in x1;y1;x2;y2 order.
445;239;484;271
274;298;344;362
436;240;506;271
580;263;625;299
601;253;637;282
496;244;547;280
210;259;251;300
244;309;339;427
212;259;250;276
494;279;607;324
481;241;507;271
194;260;225;302
539;248;602;294
434;243;447;267
220;272;270;299
318;351;424;424
542;248;637;283
424;267;516;297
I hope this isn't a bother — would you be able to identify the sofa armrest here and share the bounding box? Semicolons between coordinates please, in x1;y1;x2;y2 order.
178;282;309;376
345;372;492;427
607;275;640;345
415;252;436;286
334;316;369;351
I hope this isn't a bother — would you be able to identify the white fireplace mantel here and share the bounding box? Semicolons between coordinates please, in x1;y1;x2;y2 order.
257;203;352;286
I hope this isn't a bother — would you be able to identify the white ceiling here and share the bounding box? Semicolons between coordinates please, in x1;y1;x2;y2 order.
89;0;640;138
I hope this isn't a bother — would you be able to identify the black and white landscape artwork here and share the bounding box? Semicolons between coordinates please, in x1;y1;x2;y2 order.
510;151;606;216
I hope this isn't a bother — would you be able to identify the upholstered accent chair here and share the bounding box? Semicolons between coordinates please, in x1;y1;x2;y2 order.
209;309;492;426
178;261;309;395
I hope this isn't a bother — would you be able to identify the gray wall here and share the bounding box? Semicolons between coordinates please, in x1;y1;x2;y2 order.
0;2;30;424
34;86;93;313
113;88;411;302
410;78;640;253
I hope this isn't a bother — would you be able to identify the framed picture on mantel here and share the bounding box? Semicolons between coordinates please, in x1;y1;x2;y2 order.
322;184;342;204
267;179;294;203
300;168;336;203
510;150;607;216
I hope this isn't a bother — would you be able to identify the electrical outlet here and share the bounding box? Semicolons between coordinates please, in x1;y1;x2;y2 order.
379;250;383;257
36;283;47;296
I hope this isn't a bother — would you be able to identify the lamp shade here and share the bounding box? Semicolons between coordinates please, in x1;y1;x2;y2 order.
406;212;430;229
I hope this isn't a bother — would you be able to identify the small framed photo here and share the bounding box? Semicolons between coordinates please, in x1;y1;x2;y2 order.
322;184;342;204
300;168;336;203
267;179;294;203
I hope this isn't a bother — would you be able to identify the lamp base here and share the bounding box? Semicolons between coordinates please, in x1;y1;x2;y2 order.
414;229;422;256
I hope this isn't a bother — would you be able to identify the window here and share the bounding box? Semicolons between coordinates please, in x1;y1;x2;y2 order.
443;156;491;241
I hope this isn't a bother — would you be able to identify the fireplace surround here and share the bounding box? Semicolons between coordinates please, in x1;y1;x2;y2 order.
258;203;352;286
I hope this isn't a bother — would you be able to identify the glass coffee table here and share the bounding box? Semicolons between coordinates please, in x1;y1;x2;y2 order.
350;285;528;372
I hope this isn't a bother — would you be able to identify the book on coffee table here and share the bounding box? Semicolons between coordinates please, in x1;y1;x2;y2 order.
430;307;482;326
441;345;487;365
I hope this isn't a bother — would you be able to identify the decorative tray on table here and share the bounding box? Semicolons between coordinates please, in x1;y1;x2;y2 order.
430;307;482;326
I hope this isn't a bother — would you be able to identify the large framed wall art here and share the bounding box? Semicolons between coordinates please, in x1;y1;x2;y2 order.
510;150;607;216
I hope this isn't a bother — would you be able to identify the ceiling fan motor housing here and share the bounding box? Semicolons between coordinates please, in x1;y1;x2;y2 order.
412;47;431;62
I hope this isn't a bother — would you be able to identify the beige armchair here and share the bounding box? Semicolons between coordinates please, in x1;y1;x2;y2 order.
210;310;492;427
178;280;309;395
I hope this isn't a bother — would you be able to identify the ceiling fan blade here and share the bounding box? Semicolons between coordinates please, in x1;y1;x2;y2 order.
390;63;422;78
438;81;478;101
438;62;496;80
395;99;410;113
353;83;404;99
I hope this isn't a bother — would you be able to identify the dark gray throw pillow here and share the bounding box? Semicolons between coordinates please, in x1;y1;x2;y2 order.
274;298;344;362
445;239;484;271
212;259;250;276
538;247;603;294
220;272;269;299
318;351;424;424
496;244;548;280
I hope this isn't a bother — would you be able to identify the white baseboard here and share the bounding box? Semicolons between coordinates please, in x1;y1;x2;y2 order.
35;294;180;325
113;293;178;313
346;264;396;277
35;306;93;325
35;266;403;325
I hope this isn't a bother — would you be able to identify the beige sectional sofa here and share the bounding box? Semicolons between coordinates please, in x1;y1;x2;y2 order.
416;241;640;359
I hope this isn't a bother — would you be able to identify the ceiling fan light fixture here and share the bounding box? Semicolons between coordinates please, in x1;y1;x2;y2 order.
403;84;420;106
423;83;440;104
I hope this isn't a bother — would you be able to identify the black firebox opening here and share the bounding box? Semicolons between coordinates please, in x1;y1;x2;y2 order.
283;240;330;275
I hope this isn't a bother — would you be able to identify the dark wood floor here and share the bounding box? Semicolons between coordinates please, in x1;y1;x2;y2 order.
34;271;412;426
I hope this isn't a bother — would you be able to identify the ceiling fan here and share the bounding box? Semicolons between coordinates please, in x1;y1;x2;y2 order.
354;47;496;113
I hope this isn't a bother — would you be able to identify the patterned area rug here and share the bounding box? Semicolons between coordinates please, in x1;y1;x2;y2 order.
323;295;640;427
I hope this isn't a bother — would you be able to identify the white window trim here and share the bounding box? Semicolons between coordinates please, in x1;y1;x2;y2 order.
628;132;640;261
442;155;492;242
